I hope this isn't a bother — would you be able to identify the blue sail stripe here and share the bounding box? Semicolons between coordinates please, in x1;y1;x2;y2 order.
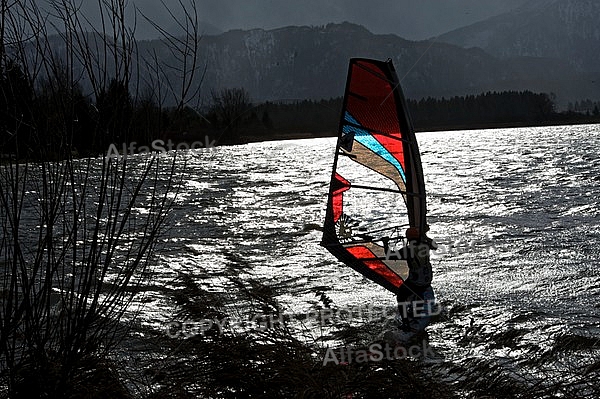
344;112;406;182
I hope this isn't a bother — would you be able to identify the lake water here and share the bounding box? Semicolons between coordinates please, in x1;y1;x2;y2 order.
141;124;599;388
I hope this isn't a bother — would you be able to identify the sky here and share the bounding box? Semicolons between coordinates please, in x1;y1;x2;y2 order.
35;0;529;40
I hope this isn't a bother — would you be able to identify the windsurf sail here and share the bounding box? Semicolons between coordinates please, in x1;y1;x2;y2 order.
321;58;427;294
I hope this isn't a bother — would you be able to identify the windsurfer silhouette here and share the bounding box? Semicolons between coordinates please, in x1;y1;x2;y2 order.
384;226;437;344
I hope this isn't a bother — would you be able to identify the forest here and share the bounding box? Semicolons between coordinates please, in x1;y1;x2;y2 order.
250;90;598;138
3;62;600;160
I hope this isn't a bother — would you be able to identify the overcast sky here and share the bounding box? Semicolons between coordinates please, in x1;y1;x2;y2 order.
36;0;529;40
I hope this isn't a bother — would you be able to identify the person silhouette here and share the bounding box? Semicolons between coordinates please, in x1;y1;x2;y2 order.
384;227;437;344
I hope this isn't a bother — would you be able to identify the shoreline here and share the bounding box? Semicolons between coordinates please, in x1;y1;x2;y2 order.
236;119;600;145
3;120;598;163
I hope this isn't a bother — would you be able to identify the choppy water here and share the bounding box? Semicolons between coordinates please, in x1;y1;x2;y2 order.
144;124;599;386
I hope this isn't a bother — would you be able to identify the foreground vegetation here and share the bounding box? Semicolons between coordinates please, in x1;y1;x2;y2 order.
122;269;600;398
0;1;191;397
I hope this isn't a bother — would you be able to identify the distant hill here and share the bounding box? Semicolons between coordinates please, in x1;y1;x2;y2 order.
156;21;586;107
437;0;600;103
36;18;599;108
189;23;516;101
438;0;600;71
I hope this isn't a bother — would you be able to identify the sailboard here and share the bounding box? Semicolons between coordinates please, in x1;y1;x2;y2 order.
321;58;427;294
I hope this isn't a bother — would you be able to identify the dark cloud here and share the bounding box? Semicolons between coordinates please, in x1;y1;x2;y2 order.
33;0;529;40
183;0;530;39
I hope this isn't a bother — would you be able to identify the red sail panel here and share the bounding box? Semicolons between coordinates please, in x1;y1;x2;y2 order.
346;61;402;135
332;173;350;223
345;61;408;176
346;246;404;289
372;132;406;172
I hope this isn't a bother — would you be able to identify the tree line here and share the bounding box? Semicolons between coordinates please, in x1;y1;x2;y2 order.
125;89;600;146
3;58;598;159
568;99;600;116
407;91;557;129
227;90;599;140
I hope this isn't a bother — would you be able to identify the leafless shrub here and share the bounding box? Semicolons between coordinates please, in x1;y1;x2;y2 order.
0;0;200;397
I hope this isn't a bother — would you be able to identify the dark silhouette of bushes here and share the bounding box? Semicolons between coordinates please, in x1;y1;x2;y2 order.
0;1;196;398
407;90;557;129
0;60;36;157
3;56;593;155
205;91;598;143
96;78;134;149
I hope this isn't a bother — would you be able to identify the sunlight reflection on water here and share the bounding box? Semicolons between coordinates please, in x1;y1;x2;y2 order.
139;124;600;374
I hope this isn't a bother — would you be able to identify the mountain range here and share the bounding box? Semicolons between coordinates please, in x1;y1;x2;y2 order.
438;0;600;74
39;0;598;109
158;0;595;108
